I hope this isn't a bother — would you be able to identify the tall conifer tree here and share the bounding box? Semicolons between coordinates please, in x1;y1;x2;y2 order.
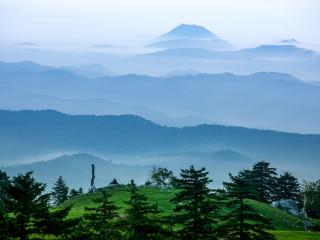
84;189;121;240
0;170;11;238
5;171;50;240
251;161;277;202
221;173;275;240
124;180;171;240
171;166;219;240
275;171;301;201
36;205;79;239
52;176;69;205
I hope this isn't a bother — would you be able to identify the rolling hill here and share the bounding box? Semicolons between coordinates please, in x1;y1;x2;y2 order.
0;110;319;184
1;153;151;190
58;186;320;240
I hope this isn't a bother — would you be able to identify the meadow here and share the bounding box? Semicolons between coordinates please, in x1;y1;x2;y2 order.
58;186;320;240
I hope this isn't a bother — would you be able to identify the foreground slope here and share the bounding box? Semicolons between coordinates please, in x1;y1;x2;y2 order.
59;186;320;240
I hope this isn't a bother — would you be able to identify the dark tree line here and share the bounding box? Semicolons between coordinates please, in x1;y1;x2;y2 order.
222;172;275;240
302;180;320;218
229;161;301;204
0;160;317;239
0;171;78;240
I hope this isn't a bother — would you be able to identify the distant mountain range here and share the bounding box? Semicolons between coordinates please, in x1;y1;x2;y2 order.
134;25;319;81
0;110;319;183
0;150;254;189
136;44;316;60
1;24;319;80
128;45;319;81
162;69;201;78
0;60;114;78
1;61;320;133
1;24;319;188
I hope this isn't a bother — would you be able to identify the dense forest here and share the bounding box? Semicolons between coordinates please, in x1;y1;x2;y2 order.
0;161;320;239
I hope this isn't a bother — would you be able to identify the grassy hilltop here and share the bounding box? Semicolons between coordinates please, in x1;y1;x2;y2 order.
58;186;320;240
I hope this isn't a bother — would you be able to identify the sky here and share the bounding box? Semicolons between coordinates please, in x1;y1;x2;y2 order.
0;0;319;50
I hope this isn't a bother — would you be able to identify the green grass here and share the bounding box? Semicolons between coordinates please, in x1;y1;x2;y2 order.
271;231;320;240
246;199;304;230
58;186;179;218
57;186;320;240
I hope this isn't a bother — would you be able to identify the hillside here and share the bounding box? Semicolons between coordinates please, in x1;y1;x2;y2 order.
1;150;253;189
1;110;320;183
59;186;320;240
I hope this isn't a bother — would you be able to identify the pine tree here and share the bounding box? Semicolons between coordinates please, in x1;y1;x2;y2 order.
170;166;219;240
0;170;10;238
35;205;80;238
0;171;12;239
84;189;121;240
302;180;320;218
0;211;9;240
109;178;119;186
69;187;83;198
4;171;50;240
275;171;301;201
221;173;275;240
251;161;277;202
149;167;173;187
123;180;171;240
0;170;10;212
52;176;69;205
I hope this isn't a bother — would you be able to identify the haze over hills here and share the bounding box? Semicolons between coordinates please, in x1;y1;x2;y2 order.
143;44;316;60
0;60;114;78
1;61;320;133
0;110;319;185
1;24;319;188
0;151;253;189
130;44;319;80
1;24;319;80
2;3;320;239
1;153;151;190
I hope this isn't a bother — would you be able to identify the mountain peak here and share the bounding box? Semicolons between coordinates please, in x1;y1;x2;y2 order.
165;24;216;39
149;24;232;50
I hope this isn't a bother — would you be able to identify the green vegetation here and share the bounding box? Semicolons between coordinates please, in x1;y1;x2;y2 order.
270;231;320;240
170;166;218;239
1;163;320;239
52;176;69;206
59;186;178;219
303;180;320;218
222;173;275;239
58;187;320;240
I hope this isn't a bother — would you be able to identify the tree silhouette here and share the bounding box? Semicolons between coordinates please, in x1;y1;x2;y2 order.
171;166;219;240
221;173;275;240
275;171;301;201
36;205;79;238
84;189;121;239
4;171;50;240
52;176;69;205
123;180;171;240
251;161;277;202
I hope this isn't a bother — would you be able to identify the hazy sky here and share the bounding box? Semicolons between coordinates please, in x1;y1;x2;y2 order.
1;0;319;50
